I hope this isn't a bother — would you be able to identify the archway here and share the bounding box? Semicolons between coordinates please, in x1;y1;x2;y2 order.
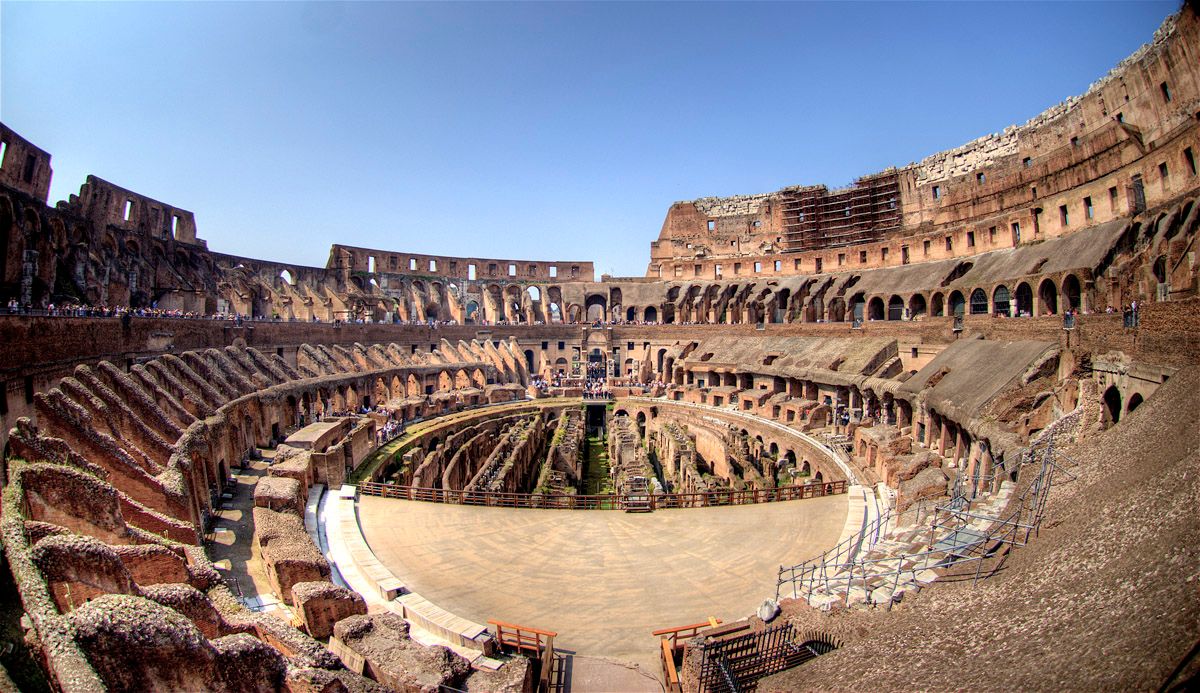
1103;385;1122;426
887;295;904;321
930;292;945;317
993;285;1011;316
948;290;965;317
1062;274;1082;312
1126;392;1144;414
644;306;658;323
524;349;535;373
1038;279;1059;315
626;306;637;322
585;294;607;322
969;288;988;315
908;294;927;319
867;297;885;321
1014;283;1032;317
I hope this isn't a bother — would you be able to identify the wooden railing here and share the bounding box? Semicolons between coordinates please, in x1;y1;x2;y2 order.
488;620;557;693
358;479;847;510
652;618;724;692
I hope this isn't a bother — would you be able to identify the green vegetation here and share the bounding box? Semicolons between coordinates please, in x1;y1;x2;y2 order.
581;435;615;495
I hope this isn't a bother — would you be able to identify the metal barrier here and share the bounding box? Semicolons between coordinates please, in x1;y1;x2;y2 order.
776;436;1075;608
358;479;847;510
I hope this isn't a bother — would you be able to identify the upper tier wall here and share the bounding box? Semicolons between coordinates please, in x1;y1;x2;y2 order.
647;4;1200;276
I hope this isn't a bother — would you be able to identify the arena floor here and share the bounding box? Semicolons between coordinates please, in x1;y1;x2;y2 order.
357;494;849;670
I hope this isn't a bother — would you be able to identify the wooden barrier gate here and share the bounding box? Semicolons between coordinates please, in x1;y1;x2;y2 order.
488;620;558;693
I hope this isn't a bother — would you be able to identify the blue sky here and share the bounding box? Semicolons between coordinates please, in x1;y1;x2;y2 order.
0;1;1177;277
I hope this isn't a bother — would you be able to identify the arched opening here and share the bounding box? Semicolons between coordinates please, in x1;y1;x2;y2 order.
826;297;845;323
523;349;535;373
527;286;541;302
993;285;1011;316
850;293;866;323
1126;392;1144;414
908;294;927;319
1015;282;1033;317
465;301;479;323
549;302;563;323
1038;279;1059;315
1062;274;1082;312
1103;385;1122;426
584;294;606;323
887;295;904;321
626;306;637;321
644;306;658;323
867;297;885;321
948;290;965;317
930;292;945;317
969;288;988;315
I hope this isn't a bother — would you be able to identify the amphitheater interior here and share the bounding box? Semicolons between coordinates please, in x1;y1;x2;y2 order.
1;5;1199;693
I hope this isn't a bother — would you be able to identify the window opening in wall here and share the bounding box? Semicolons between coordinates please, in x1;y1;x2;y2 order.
976;172;985;184
837;253;846;267
1031;185;1037;199
674;265;682;278
368;256;376;273
988;226;996;244
773;260;781;272
911;347;919;358
468;263;477;280
548;265;557;278
1084;196;1094;220
123;199;133;221
449;261;457;273
944;236;953;251
814;258;823;273
901;246;910;265
171;215;180;236
0;140;7;168
752;220;761;228
1115;112;1124;123
570;265;579;277
528;264;537;276
733;263;742;275
1160;81;1172;102
1070;136;1079;147
1186;147;1197;176
881;247;889;262
22;153;36;183
729;240;736;247
694;264;702;276
965;231;974;248
793;259;801;270
25;376;34;404
1131;174;1146;213
1022;157;1032;168
558;341;565;350
1159;162;1170;190
932;185;941;200
508;264;516;276
859;250;867;264
714;264;723;278
410;258;418;270
1109;186;1119;211
707;220;715;231
1059;205;1069;227
1011;221;1021;245
430;259;438;272
753;261;762;272
923;240;930;257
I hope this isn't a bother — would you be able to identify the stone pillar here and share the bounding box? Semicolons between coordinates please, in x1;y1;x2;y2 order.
965;442;981;498
20;249;38;306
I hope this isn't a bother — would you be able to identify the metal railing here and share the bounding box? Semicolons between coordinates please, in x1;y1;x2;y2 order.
358;479;847;510
776;437;1074;608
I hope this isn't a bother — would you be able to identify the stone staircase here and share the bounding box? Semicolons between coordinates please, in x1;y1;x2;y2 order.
793;481;1016;610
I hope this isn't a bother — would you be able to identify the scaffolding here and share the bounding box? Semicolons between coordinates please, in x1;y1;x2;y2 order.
780;171;902;253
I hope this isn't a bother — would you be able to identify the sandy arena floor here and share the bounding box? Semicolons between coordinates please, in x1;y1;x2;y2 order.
357;494;848;670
